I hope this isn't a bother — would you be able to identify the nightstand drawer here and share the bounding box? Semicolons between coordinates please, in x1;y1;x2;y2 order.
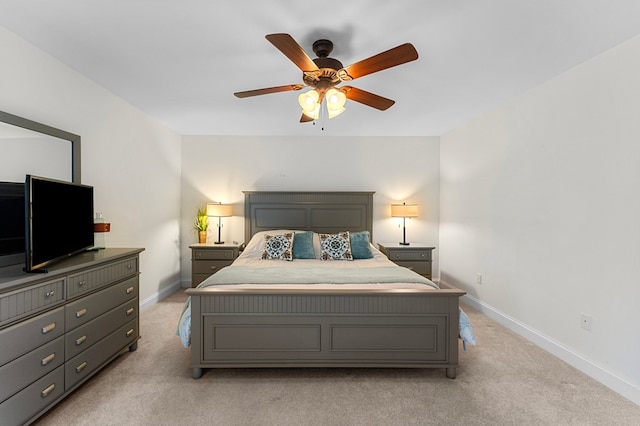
394;260;431;276
193;260;232;274
193;249;236;260
387;250;432;262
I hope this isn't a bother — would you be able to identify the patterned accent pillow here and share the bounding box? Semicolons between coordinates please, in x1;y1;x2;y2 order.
319;231;353;261
261;232;294;261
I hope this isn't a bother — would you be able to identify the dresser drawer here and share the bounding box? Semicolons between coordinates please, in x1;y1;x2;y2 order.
0;365;64;426
65;298;138;360
0;307;65;366
0;278;65;328
67;256;138;299
65;318;138;391
193;259;232;275
0;336;64;404
65;276;138;331
193;249;236;260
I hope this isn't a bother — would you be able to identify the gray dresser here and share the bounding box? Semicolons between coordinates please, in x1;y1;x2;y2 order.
0;248;144;426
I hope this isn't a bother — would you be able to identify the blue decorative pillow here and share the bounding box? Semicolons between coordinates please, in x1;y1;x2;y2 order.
293;231;315;259
319;231;353;261
350;231;373;259
261;232;294;261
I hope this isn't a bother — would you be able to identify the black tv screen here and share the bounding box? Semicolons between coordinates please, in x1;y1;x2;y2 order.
25;175;94;272
0;182;25;267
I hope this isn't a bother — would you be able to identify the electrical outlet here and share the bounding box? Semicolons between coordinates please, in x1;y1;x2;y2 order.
581;314;592;331
476;273;482;285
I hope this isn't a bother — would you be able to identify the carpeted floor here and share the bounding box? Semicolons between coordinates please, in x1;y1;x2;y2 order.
34;289;640;426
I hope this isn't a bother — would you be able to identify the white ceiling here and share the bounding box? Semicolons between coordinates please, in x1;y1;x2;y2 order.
1;0;639;136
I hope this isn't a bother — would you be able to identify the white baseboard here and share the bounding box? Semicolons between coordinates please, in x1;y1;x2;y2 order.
460;292;640;406
140;281;182;311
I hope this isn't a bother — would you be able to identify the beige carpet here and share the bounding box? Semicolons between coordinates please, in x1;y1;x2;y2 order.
34;290;640;426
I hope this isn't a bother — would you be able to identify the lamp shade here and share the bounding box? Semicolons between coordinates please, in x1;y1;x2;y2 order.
206;203;233;217
391;203;418;218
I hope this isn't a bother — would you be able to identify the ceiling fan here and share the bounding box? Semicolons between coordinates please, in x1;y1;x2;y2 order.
234;33;419;123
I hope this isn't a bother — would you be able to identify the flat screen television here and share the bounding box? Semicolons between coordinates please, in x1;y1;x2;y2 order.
25;175;94;272
0;182;25;268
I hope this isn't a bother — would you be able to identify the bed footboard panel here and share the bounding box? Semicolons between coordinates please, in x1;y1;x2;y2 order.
189;291;463;370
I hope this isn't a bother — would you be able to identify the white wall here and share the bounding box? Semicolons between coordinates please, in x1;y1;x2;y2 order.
440;34;640;403
180;135;440;284
0;26;183;304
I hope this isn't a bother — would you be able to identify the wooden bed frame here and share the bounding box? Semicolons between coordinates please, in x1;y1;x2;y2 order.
185;191;466;379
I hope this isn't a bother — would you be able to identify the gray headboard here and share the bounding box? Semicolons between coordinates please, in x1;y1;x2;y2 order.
243;191;374;243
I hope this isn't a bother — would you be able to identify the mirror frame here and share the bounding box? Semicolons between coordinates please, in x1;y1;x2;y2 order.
0;110;81;183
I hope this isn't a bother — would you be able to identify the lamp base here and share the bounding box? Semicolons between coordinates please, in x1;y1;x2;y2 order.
399;242;410;246
214;241;224;245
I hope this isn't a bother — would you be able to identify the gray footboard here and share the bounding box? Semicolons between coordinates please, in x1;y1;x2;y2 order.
186;288;465;379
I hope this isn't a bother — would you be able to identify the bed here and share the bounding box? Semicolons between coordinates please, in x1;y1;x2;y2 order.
180;191;466;379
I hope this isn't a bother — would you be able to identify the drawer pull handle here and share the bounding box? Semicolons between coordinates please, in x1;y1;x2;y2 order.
126;307;135;316
127;263;133;270
75;308;87;318
78;280;87;287
75;335;87;346
76;361;87;373
41;383;56;398
41;353;56;366
407;266;414;270
126;286;135;294
41;322;56;334
45;290;55;298
210;266;218;271
126;329;134;337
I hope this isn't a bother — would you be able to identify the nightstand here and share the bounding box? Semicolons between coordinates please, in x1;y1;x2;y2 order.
378;243;435;279
190;243;240;287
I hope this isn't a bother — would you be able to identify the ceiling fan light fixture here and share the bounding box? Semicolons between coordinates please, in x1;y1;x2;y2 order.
326;88;346;108
298;89;319;110
327;106;346;119
325;88;347;119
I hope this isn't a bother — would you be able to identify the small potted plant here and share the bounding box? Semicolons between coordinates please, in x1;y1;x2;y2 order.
194;205;208;243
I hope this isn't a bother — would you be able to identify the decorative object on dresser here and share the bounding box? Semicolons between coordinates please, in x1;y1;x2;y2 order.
193;205;209;244
189;243;240;287
206;203;233;244
0;248;144;426
378;243;434;279
92;212;111;250
390;202;418;245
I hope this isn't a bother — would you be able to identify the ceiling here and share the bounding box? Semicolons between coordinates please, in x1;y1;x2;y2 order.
1;0;639;137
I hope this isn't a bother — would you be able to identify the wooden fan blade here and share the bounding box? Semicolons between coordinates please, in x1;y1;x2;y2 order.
338;43;418;81
234;84;304;98
265;34;319;72
300;113;314;123
341;86;395;110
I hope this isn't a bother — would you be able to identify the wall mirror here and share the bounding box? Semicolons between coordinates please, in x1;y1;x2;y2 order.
0;110;81;184
0;111;81;268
